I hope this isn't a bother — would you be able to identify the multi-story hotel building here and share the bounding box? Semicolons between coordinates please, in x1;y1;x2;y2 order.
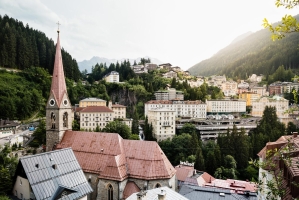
145;100;206;119
103;71;119;83
206;100;246;115
251;96;289;118
79;97;106;107
147;108;176;141
80;106;114;130
239;92;261;106
221;80;238;96
154;88;184;100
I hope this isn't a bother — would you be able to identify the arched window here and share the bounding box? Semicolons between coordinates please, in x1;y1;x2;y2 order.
63;112;68;127
51;112;56;129
155;183;161;188
108;184;113;200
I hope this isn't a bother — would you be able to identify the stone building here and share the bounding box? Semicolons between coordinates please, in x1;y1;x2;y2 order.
46;30;176;200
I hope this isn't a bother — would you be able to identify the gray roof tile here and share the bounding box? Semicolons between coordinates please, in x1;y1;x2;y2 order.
19;148;92;200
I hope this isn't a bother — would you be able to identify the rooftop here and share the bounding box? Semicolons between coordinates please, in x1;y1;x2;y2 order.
56;131;176;181
80;106;113;113
16;148;92;199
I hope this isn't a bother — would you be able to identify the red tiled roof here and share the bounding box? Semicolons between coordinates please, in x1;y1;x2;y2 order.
112;104;126;108
80;106;113;113
175;165;194;181
205;179;257;193
75;107;85;112
49;33;67;106
201;172;215;183
124;140;176;180
56;131;176;181
123;181;141;199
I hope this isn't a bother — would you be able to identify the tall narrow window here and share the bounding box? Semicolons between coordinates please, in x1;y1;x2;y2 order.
108;184;113;200
63;112;68;127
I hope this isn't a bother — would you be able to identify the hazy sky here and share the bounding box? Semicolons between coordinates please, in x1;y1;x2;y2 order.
1;0;299;69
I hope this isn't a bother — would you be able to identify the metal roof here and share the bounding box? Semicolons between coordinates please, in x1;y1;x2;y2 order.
19;148;93;200
179;184;257;200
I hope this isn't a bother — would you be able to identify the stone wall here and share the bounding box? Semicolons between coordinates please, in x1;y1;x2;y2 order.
84;173;98;200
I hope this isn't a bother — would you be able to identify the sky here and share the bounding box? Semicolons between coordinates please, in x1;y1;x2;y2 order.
0;0;299;70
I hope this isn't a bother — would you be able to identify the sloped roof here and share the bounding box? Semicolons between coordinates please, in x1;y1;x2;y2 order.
179;184;257;200
123;181;141;199
49;33;67;106
124;140;176;179
18;148;92;200
80;106;113;113
56;131;175;181
174;165;194;181
112;104;126;108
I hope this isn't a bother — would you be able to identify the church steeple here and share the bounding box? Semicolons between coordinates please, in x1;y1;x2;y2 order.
49;29;67;107
46;26;72;152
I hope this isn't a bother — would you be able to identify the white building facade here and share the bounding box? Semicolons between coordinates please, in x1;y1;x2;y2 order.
104;71;119;83
251;96;289;118
147;108;176;141
206;100;246;114
145;100;207;119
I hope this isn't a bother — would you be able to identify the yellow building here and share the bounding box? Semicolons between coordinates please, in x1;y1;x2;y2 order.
79;97;106;107
239;92;261;106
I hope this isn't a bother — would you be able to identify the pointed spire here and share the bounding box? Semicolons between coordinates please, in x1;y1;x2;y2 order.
50;30;67;106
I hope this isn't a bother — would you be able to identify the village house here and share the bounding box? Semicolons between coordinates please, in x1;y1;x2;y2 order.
12;148;92;200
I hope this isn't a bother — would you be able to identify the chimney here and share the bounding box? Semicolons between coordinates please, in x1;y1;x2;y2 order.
293;132;298;138
136;191;147;200
158;189;166;200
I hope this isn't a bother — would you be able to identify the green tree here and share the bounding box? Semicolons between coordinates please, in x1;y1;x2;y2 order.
263;0;299;40
102;120;131;139
180;123;196;135
72;120;80;131
214;155;238;179
286;121;297;134
194;147;205;171
0;167;12;195
30;119;46;147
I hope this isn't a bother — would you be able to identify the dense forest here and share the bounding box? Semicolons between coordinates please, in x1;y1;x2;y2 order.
188;15;299;79
159;106;291;181
0;15;81;81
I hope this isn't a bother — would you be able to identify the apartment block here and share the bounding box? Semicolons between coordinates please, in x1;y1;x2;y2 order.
147;108;176;141
145;100;206;119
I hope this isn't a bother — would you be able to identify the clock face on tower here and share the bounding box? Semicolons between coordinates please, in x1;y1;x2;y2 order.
63;99;68;106
49;99;55;106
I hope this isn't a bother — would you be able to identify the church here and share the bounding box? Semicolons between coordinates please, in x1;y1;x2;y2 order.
45;29;176;200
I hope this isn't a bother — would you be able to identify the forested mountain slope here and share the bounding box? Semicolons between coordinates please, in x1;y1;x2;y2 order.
0;15;81;81
188;15;299;79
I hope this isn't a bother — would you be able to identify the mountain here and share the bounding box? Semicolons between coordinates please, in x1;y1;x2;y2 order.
188;15;299;79
78;56;163;72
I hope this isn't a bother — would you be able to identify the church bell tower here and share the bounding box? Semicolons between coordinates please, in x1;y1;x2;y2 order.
46;26;72;152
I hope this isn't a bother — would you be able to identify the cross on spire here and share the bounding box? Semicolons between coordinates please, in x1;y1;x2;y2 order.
56;21;61;33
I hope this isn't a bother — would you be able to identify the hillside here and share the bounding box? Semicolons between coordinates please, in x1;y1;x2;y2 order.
78;56;163;72
188;15;299;79
0;15;81;81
